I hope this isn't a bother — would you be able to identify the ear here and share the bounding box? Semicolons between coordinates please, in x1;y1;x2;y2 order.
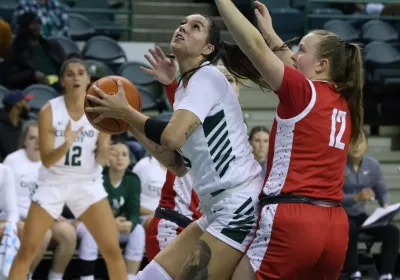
316;58;329;74
201;43;215;57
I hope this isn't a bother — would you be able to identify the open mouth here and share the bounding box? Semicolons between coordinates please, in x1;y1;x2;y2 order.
73;84;81;88
175;34;184;40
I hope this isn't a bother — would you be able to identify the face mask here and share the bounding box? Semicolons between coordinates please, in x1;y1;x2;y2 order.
19;106;30;120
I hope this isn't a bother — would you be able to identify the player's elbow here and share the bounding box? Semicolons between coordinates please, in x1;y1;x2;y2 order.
41;155;54;169
41;160;52;169
161;130;185;151
243;34;269;61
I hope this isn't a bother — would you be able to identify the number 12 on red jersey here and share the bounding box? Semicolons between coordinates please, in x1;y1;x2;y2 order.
329;108;346;150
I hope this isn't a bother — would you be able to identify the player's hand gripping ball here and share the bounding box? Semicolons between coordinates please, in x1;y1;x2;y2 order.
84;75;142;134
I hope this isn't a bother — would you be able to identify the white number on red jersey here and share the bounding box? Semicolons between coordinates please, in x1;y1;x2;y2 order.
329;109;346;150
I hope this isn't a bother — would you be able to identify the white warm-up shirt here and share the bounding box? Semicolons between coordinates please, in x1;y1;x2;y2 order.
0;164;19;222
133;157;166;211
4;149;40;219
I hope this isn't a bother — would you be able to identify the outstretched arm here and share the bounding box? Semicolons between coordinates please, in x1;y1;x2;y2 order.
215;0;284;91
254;1;294;66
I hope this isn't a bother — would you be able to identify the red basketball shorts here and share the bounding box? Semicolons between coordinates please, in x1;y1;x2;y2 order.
146;216;185;262
246;203;349;280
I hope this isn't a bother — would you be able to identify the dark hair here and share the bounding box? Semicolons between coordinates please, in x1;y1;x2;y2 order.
312;30;364;145
249;126;270;141
110;138;134;162
174;14;270;88
18;12;40;32
66;52;83;60
60;57;88;77
214;62;239;84
19;120;38;149
4;104;13;113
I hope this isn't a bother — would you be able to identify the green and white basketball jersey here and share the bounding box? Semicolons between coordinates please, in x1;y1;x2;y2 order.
38;96;102;183
173;63;261;203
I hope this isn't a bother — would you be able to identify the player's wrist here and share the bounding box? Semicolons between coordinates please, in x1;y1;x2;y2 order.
63;140;73;150
267;32;285;50
123;104;135;119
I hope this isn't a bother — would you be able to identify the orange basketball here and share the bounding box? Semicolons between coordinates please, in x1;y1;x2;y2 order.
85;75;142;134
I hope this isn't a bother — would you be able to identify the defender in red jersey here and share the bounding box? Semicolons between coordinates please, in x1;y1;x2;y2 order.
215;1;364;279
146;170;201;261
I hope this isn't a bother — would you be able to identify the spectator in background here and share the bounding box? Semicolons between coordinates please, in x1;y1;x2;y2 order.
343;131;399;280
133;156;167;231
4;12;65;90
0;90;33;162
13;0;69;38
249;126;269;178
3;121;77;280
76;141;145;280
0;163;51;279
216;64;240;98
0;20;12;60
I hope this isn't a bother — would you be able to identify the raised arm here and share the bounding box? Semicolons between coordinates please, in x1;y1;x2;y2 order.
254;1;294;66
214;0;284;91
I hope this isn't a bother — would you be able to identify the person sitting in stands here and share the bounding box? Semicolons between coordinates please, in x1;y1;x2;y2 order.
4;11;65;90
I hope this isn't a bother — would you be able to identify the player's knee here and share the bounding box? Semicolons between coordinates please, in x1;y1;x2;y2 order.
125;224;146;262
19;237;43;261
42;229;52;248
100;241;123;262
52;221;77;248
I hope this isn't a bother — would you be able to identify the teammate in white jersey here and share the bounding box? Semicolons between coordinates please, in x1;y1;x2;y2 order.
9;58;127;280
133;156;166;230
86;14;270;280
4;121;77;280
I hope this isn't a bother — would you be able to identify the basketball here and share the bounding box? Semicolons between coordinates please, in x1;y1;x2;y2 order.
85;75;142;134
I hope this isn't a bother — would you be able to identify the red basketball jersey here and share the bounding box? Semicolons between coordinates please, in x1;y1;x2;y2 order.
263;66;351;201
158;170;201;220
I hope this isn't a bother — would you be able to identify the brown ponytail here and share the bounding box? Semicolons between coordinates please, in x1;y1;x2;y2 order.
337;43;364;145
313;30;364;145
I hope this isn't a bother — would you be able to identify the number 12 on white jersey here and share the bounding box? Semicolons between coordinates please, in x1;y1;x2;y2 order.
329;109;346;150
